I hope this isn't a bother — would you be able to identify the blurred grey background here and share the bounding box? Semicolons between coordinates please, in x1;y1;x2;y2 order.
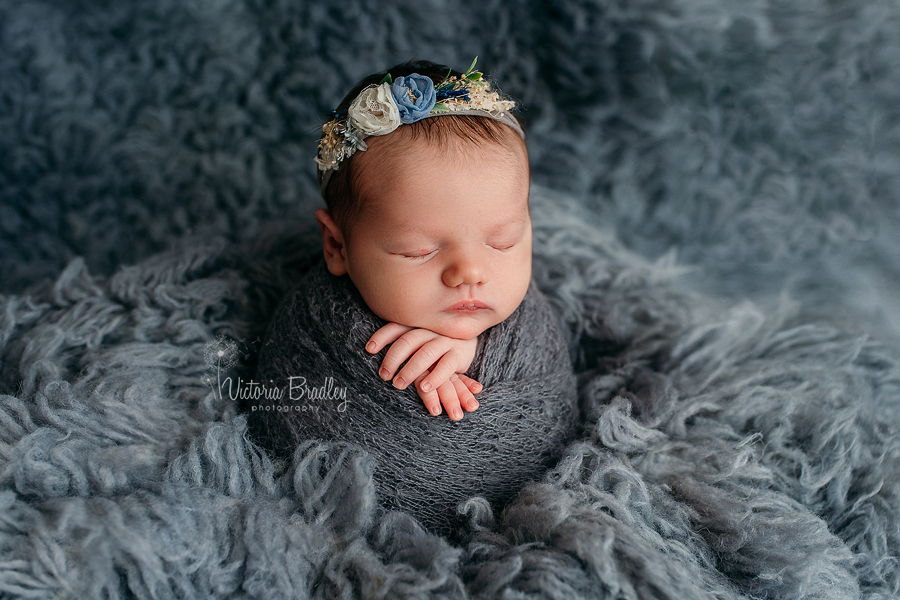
2;0;899;344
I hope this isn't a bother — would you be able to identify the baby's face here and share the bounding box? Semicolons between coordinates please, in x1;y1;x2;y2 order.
334;135;532;340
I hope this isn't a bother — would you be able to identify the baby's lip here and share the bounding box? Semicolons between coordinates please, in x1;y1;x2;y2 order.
446;299;490;313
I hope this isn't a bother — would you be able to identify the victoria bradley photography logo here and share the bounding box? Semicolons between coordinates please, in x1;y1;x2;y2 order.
203;335;349;413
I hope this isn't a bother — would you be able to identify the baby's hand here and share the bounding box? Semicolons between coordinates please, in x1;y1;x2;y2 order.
366;324;482;420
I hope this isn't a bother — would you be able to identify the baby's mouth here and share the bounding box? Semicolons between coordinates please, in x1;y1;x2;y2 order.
446;300;489;313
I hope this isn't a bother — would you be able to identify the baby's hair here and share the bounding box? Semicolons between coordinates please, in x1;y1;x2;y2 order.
321;60;527;238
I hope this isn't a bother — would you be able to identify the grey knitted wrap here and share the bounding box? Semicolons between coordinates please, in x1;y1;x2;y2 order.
246;260;579;535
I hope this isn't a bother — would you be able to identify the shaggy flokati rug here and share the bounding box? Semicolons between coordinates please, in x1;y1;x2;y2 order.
2;0;900;599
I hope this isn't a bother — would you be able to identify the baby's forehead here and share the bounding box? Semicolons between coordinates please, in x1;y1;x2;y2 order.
356;167;529;233
345;118;530;235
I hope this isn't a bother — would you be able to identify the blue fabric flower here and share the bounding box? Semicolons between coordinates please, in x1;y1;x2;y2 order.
390;74;436;124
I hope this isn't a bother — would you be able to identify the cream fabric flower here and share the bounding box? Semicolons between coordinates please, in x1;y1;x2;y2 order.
347;83;401;135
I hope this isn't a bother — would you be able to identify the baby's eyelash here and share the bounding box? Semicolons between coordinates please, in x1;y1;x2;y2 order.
400;250;438;260
489;242;516;251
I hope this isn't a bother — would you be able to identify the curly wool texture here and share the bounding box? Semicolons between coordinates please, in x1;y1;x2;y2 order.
246;261;578;537
4;0;900;343
2;0;900;598
0;191;898;599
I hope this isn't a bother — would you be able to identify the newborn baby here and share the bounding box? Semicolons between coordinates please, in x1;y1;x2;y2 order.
247;59;577;535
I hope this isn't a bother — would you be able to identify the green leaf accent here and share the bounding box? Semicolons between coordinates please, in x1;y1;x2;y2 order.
466;71;483;81
431;103;449;112
379;73;393;84
436;68;452;89
464;56;478;76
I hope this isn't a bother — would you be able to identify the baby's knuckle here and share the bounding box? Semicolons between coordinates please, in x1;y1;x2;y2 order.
394;336;417;352
418;345;441;362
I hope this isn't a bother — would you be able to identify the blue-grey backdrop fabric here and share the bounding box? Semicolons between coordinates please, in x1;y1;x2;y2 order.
1;1;899;599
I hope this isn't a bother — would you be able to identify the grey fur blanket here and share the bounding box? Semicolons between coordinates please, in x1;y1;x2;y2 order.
1;192;898;599
3;0;900;598
246;261;578;537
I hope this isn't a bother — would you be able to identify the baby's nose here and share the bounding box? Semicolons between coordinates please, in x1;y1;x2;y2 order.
442;253;487;287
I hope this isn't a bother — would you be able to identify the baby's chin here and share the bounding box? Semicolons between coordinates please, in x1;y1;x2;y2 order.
424;315;495;341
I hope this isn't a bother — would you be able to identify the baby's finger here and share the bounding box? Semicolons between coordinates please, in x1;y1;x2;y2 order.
393;337;451;390
379;329;435;383
366;322;414;354
437;380;464;421
451;375;480;412
456;374;483;395
416;351;460;394
414;373;442;416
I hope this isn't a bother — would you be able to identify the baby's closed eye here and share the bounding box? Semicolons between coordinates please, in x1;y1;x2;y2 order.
486;225;526;252
400;249;438;260
488;241;516;251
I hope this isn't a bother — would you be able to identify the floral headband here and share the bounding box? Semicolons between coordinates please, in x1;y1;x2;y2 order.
315;58;525;195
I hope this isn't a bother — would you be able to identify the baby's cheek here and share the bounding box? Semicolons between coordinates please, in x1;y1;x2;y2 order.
508;264;532;310
353;281;401;324
370;291;437;332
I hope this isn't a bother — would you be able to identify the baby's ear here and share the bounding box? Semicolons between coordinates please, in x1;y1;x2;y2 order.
315;209;349;276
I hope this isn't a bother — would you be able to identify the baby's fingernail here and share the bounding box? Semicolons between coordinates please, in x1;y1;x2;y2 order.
379;368;390;380
366;341;376;353
469;401;479;410
394;377;406;389
451;409;463;420
473;383;483;392
421;381;432;392
429;405;440;416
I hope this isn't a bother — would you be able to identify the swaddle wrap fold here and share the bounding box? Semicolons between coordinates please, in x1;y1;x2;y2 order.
247;260;577;535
